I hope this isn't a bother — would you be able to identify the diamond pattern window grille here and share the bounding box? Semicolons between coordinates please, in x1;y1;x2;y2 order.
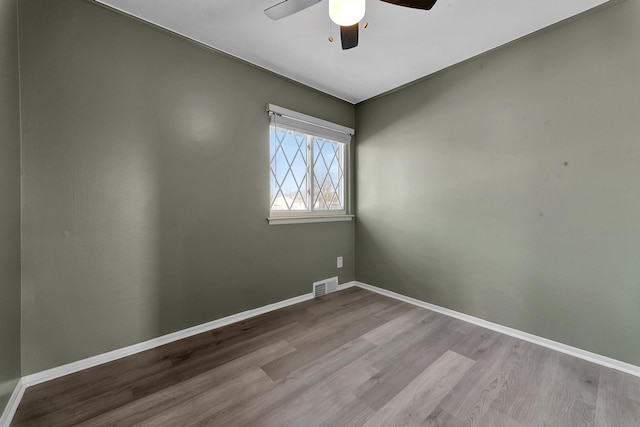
270;127;308;211
270;126;346;215
313;137;344;211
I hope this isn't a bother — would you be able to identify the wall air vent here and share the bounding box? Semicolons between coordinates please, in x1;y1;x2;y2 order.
313;276;339;298
314;282;327;297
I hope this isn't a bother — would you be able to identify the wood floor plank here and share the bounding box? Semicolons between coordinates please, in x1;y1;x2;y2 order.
447;318;478;335
306;287;370;315
595;366;640;427
361;306;431;346
75;340;295;426
422;406;466;427
11;287;640;427
190;337;376;426
12;358;173;424
14;302;310;422
357;318;466;411
598;366;640;403
486;340;550;425
257;360;378;427
134;368;273;427
477;408;527;427
449;325;501;361
18;388;133;427
262;303;389;381
372;300;417;321
296;291;382;332
439;334;532;425
359;311;450;369
596;384;640;427
16;356;165;407
293;295;394;345
20;298;310;409
129;322;305;398
317;395;376;427
363;350;475;426
528;353;599;427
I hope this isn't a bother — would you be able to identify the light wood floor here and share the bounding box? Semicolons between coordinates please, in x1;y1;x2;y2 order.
12;287;640;426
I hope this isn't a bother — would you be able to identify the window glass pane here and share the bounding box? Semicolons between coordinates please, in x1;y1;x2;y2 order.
270;126;308;211
312;137;344;211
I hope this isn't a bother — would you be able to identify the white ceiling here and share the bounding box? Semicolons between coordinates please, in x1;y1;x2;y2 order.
96;0;608;104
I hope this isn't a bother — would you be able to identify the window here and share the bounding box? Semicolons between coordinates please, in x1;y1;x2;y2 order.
267;104;353;224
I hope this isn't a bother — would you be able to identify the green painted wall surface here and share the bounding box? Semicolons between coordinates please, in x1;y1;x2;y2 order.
356;0;640;365
0;0;21;410
19;0;355;374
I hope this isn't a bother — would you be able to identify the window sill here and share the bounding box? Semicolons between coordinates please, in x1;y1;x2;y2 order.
267;215;354;226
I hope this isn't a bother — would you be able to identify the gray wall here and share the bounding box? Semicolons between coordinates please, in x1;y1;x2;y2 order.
356;0;640;366
19;0;355;375
0;0;21;411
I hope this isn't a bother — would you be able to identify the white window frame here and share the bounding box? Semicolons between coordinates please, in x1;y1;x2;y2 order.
267;104;354;225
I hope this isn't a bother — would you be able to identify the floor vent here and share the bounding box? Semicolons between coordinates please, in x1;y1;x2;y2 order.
314;282;327;297
313;277;339;298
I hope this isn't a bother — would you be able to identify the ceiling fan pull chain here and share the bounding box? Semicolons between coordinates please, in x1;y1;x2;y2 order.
328;16;334;42
363;3;368;29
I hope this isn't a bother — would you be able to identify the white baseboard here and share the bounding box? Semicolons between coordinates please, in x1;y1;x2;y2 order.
354;281;640;379
337;280;357;291
2;288;330;426
6;278;638;427
20;282;360;391
14;281;360;393
21;291;318;388
4;282;362;424
0;379;25;427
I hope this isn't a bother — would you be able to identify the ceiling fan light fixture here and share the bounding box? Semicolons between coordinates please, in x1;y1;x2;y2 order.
329;0;365;26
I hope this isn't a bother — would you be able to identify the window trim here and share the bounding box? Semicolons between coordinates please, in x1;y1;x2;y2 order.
267;104;354;223
267;104;354;142
267;215;354;226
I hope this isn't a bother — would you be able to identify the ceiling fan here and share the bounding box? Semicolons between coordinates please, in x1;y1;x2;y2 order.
264;0;438;50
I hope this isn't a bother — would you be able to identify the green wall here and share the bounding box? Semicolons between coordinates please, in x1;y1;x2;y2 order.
11;0;640;381
0;0;21;411
356;0;640;365
19;0;355;375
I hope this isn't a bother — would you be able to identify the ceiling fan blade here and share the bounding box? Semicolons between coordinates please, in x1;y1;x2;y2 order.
378;0;438;10
264;0;322;20
340;24;359;50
